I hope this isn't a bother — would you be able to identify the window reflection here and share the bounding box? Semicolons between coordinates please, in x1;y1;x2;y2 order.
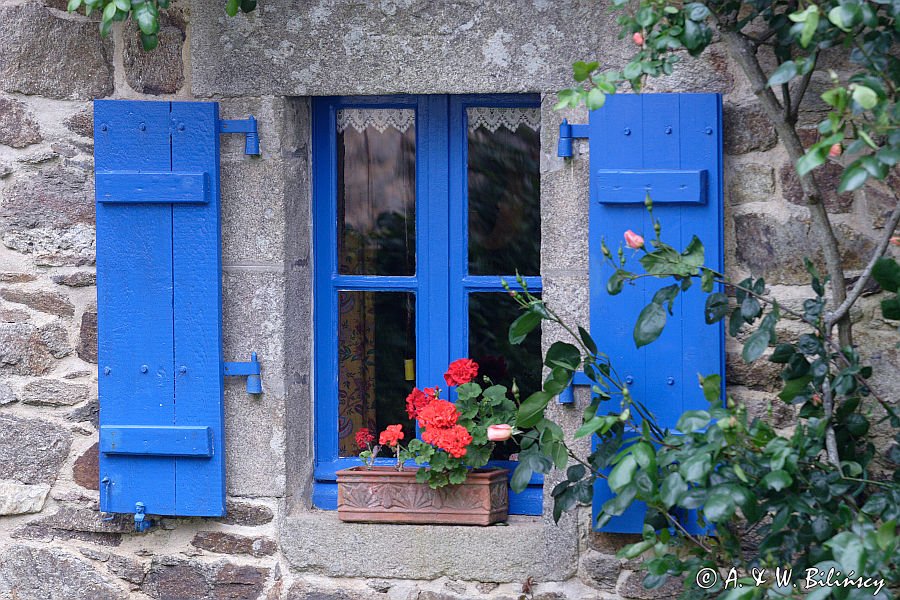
467;108;541;276
337;109;416;276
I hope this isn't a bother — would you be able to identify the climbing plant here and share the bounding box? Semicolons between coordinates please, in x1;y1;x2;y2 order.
509;0;900;596
65;0;256;50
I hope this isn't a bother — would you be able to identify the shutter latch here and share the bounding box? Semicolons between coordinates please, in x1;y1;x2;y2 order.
557;119;589;158
219;116;260;156
134;502;152;533
224;352;263;394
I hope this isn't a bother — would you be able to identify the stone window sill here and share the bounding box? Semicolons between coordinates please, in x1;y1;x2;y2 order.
279;511;578;583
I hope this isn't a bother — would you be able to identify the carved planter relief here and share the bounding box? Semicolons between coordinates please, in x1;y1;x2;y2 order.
335;466;509;526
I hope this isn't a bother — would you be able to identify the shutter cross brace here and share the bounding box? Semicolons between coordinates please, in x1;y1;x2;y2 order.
224;352;263;394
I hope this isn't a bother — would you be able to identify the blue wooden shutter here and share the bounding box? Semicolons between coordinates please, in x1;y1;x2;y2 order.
94;100;225;517
589;94;724;533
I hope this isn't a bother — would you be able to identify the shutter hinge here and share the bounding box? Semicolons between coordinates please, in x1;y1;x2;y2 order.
134;502;153;533
557;119;589;158
219;116;260;156
224;351;263;395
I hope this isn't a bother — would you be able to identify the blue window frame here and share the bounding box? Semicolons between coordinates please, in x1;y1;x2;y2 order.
312;94;544;514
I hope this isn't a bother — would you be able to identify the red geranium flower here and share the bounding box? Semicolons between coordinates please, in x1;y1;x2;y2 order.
417;399;460;430
422;425;472;458
379;424;404;448
355;428;374;449
405;387;434;420
443;358;479;387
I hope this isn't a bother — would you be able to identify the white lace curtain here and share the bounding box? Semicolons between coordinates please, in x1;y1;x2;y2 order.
336;107;541;134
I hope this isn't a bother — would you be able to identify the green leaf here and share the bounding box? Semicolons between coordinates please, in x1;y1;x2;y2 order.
762;469;793;491
800;9;819;48
607;270;628;295
575;415;607;439
579;326;598;355
140;32;158;51
67;0;83;11
676;410;710;433
681;236;704;267
618;539;654;559
680;453;711;482
608;454;637;492
509;310;542;345
623;61;643;81
545;341;582;371
741;296;761;320
632;442;656;469
700;374;721;403
778;374;812;402
742;327;770;363
852;85;878;110
114;0;130;11
876;521;896;550
510;463;533;493
828;5;856;31
873;258;900;292
661;472;687;508
133;2;158;34
704;292;729;324
700;268;715;293
634;302;666;348
102;1;117;22
685;2;709;21
586;87;606;110
704;487;736;522
837;164;868;193
572;60;599;82
881;296;900;320
517;391;551;428
826;533;866;574
226;0;240;16
240;0;257;12
768;61;798;87
797;147;826;176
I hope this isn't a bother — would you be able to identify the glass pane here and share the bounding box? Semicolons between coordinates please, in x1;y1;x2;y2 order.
468;292;542;460
337;108;416;276
467;107;541;275
338;291;416;457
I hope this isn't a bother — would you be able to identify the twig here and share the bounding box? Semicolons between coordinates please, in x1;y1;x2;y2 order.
790;51;818;119
821;378;841;468
828;199;900;326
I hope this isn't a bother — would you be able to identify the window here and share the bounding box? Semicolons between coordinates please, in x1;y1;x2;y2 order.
312;95;543;514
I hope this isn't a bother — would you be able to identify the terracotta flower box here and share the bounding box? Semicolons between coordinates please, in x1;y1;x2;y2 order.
335;466;509;526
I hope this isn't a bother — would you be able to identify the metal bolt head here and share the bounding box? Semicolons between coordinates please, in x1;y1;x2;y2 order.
100;124;108;132
179;366;187;374
625;375;634;385
704;127;713;135
104;367;111;375
140;365;149;373
623;127;632;136
667;376;675;386
665;126;673;134
139;123;146;131
177;123;186;131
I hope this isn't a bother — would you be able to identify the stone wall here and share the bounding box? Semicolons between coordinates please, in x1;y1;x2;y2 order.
0;1;896;599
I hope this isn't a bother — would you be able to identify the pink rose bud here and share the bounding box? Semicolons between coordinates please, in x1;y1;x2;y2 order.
828;143;842;158
632;32;644;45
487;424;513;442
624;230;645;250
891;237;900;247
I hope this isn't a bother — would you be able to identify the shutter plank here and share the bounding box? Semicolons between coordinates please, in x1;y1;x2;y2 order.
171;102;226;516
95;100;177;515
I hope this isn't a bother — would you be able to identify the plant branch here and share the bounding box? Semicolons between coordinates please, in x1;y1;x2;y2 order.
822;378;841;468
663;511;714;554
790;51;818;119
714;21;851;348
828;200;900;326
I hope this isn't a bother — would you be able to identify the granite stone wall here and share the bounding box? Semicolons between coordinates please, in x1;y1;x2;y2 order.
0;1;896;599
